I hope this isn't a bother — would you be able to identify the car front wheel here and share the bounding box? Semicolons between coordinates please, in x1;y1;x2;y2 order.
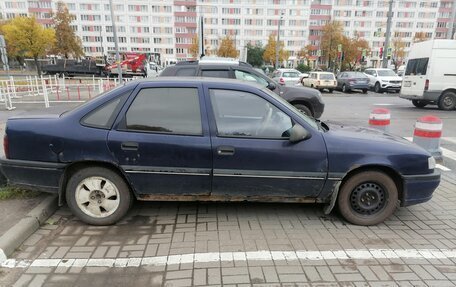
337;171;398;226
66;167;133;225
293;104;313;117
438;91;456;110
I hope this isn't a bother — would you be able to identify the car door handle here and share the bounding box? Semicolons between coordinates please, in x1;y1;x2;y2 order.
217;146;235;156
121;142;139;151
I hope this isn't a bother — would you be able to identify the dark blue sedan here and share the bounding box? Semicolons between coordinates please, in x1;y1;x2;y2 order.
0;78;440;226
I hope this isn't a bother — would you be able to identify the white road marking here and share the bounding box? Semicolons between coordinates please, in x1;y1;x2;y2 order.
373;103;395;106
443;137;456;144
3;249;456;269
436;164;451;171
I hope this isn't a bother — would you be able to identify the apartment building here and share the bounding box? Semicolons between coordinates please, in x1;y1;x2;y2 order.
0;0;455;66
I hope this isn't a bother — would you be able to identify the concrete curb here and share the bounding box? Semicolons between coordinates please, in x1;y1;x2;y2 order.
0;195;58;264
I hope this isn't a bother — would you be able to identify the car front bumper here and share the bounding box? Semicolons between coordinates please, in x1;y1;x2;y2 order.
401;170;440;207
380;83;401;90
0;158;66;193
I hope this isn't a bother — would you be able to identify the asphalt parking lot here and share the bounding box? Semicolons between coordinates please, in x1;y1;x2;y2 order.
1;89;456;286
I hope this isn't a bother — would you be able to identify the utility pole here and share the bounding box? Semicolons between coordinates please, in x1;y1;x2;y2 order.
382;0;393;68
109;0;122;82
275;11;284;69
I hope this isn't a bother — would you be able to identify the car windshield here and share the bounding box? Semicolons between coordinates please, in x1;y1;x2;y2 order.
260;87;318;130
319;74;335;80
377;70;397;77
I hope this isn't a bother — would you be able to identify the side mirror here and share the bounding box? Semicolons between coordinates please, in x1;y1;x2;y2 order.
267;82;277;91
289;124;311;143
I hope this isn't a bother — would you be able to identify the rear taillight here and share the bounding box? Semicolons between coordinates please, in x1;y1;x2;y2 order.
279;78;285;84
334;81;337;85
3;135;9;159
424;79;429;91
317;81;320;85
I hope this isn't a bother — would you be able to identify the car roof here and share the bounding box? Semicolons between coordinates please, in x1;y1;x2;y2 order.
277;68;300;72
126;76;265;89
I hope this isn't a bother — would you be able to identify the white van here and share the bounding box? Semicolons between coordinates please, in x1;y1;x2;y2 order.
400;40;456;110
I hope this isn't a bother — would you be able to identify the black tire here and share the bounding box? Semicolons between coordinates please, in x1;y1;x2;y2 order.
412;100;428;108
438;91;456;110
293;104;313;117
66;167;133;225
374;82;382;93
342;84;349;93
337;171;398;226
362;89;368;94
328;89;333;93
301;79;305;86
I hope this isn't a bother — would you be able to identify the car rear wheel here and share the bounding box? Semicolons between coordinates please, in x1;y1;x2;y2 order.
438;91;456;110
362;89;368;94
412;100;428;108
66;167;132;225
337;171;398;226
293;104;313;117
374;82;381;93
328;89;333;93
342;84;349;93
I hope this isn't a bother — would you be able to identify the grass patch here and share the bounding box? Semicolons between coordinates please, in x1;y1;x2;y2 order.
0;186;40;200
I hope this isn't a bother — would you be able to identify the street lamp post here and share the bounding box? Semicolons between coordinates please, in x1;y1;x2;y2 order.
109;0;122;82
275;11;284;69
382;0;393;68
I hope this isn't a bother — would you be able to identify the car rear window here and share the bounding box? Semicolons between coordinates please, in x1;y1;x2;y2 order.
319;74;335;80
283;72;300;78
405;58;429;76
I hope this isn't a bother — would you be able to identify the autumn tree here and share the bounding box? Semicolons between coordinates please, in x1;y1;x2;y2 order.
53;1;83;59
340;36;370;70
246;43;264;67
1;17;55;75
297;44;315;65
263;34;288;67
321;21;344;71
413;32;428;43
189;35;199;58
217;35;238;58
391;37;407;70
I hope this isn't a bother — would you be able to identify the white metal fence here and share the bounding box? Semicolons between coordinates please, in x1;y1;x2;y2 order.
0;75;138;110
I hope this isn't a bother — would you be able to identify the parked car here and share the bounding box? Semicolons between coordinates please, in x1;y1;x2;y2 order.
271;68;304;86
0;78;440;226
336;71;369;93
400;39;456;110
302;72;337;93
397;65;406;77
160;59;324;118
364;68;402;93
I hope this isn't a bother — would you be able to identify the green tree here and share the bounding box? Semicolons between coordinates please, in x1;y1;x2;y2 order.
246;43;264;67
296;63;311;73
217;35;238;58
2;17;55;75
263;34;288;66
321;21;344;71
53;1;83;59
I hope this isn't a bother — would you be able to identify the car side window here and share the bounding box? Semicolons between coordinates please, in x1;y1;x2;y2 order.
175;68;196;76
209;89;293;139
81;90;130;129
124;87;202;135
234;70;268;87
201;70;230;78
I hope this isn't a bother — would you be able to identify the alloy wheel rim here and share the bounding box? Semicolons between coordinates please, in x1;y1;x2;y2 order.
444;95;454;107
350;182;387;215
75;176;120;218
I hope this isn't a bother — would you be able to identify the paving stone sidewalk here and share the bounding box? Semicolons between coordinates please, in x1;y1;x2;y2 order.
1;172;456;287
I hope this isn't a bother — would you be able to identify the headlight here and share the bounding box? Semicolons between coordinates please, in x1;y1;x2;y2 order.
428;157;436;170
